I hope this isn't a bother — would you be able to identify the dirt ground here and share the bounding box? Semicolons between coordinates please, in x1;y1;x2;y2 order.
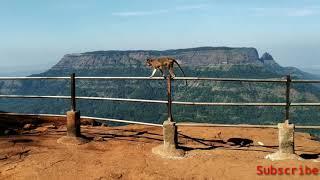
0;123;319;180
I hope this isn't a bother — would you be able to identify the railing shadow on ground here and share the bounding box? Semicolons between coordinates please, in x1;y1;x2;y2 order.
177;132;320;157
178;132;276;153
1;122;319;159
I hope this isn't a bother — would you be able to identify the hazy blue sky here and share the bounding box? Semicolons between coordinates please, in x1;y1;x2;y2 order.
0;0;320;71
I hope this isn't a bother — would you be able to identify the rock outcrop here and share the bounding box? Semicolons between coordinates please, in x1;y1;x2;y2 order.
50;47;262;71
259;52;278;65
260;52;274;61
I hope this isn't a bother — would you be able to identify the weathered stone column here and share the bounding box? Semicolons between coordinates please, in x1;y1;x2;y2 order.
265;120;301;160
163;120;178;149
278;120;294;154
67;110;80;137
57;110;88;145
152;120;185;159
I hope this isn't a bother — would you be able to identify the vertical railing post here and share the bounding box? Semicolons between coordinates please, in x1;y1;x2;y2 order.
167;74;173;122
66;73;80;137
152;74;184;158
285;75;291;122
57;73;87;145
71;73;76;111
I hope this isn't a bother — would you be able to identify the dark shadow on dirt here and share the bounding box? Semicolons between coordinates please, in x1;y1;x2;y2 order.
178;133;225;147
310;136;320;142
91;129;163;142
179;145;219;151
227;138;253;147
178;132;258;152
299;153;319;159
177;132;278;153
9;138;33;144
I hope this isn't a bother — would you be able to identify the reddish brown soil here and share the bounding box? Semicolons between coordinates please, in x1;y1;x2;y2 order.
0;124;319;180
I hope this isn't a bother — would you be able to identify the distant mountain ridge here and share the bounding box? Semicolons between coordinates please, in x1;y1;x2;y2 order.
51;47;268;71
44;46;317;81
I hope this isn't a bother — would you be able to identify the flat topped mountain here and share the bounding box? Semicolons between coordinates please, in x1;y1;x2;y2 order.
51;47;264;70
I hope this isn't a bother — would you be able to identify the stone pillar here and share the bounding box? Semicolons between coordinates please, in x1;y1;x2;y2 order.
152;120;185;159
265;120;301;160
278;120;294;154
67;111;80;137
163;120;178;149
57;110;88;145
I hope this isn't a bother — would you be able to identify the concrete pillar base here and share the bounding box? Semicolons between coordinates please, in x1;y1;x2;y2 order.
152;120;185;159
265;120;302;161
67;111;81;137
152;144;185;159
265;151;302;161
57;110;89;145
57;136;89;145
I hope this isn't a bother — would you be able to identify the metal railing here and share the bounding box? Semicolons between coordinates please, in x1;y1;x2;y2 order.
0;74;320;129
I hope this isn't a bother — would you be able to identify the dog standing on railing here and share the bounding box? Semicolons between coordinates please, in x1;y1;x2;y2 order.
145;57;187;85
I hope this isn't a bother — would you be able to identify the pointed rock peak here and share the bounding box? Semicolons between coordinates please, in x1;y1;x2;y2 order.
260;52;274;61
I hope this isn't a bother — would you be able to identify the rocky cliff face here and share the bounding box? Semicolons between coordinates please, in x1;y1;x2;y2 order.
260;52;274;61
259;52;278;66
51;47;263;71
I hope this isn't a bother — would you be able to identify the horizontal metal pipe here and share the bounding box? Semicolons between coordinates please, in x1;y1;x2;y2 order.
295;125;320;129
0;95;168;104
1;112;319;129
0;112;162;127
1;76;320;84
78;97;286;106
172;102;287;106
77;96;168;104
174;77;287;82
0;77;70;80
2;95;320;107
292;80;320;83
0;112;66;117
176;122;320;129
80;116;163;127
3;95;320;107
176;123;278;128
76;77;287;82
291;103;320;106
0;95;287;106
76;77;165;80
0;95;70;99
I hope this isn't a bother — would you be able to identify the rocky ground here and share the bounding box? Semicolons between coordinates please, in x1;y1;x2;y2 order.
0;122;319;180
